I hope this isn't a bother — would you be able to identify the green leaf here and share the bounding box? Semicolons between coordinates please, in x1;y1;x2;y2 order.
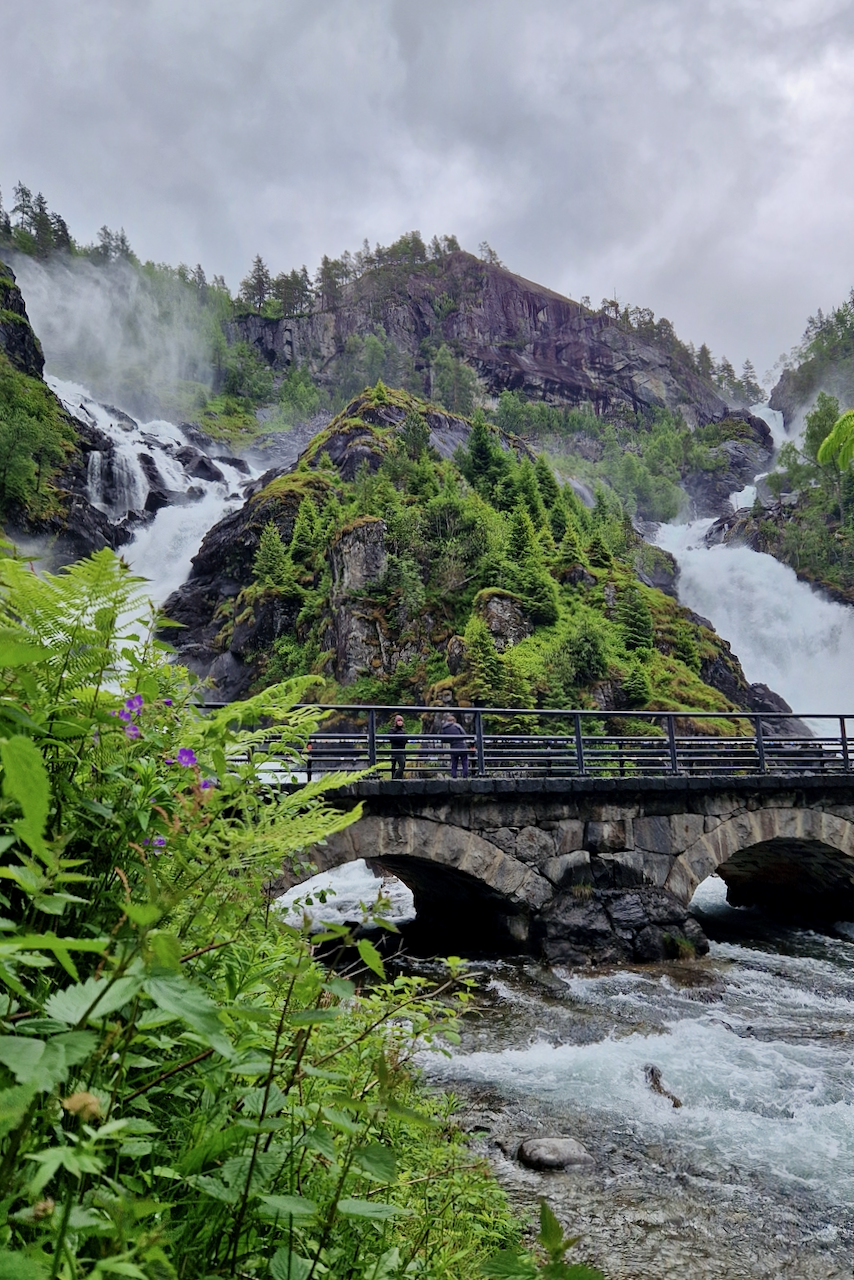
148;932;182;971
357;937;386;979
0;1031;97;1089
0;1253;50;1280
124;902;163;927
0;1082;37;1135
364;1248;402;1280
324;977;356;999
287;1007;340;1026
143;973;233;1058
44;974;142;1025
352;1142;397;1183
0;735;50;855
336;1198;410;1220
257;1193;318;1219
0;631;49;667
303;1124;336;1161
270;1248;312;1280
242;1084;287;1116
480;1249;538;1279
539;1199;565;1256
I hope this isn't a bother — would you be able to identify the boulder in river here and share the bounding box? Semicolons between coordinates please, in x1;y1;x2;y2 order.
517;1137;594;1170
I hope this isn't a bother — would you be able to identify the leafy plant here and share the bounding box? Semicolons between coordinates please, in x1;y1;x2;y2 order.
482;1199;607;1279
0;545;518;1278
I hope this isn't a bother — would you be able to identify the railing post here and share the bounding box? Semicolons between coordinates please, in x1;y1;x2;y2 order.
573;713;585;775
368;709;377;769
754;715;766;774
667;716;679;775
841;717;850;773
475;710;485;777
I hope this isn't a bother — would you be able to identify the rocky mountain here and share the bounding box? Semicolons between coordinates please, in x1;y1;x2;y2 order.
232;251;734;428
163;384;802;735
0;258;45;378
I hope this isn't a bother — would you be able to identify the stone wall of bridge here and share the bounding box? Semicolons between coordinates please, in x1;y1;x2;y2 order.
287;776;854;961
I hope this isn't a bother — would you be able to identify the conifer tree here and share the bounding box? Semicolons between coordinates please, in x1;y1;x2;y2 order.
253;522;290;586
558;520;584;563
617;584;654;651
289;497;321;565
622;660;651;708
534;453;560;508
586;531;612;568
463;614;502;704
548;496;568;542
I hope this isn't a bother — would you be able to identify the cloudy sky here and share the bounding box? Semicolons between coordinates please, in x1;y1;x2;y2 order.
4;0;854;380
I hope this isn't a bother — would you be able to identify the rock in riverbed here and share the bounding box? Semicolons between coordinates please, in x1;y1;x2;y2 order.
517;1137;594;1170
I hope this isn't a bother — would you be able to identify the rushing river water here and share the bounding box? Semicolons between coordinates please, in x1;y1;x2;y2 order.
39;378;854;1276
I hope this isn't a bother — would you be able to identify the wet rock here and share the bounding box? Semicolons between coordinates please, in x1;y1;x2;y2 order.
214;454;251;474
477;591;532;651
446;635;465;676
534;887;709;966
175;445;226;483
517;1137;594;1170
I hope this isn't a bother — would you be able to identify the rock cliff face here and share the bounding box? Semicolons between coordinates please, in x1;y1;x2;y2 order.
0;258;44;378
233;252;733;427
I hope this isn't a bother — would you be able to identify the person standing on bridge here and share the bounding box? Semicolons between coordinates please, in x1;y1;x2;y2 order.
389;714;408;779
441;713;469;778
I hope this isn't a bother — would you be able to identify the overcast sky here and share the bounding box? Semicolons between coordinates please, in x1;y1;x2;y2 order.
4;0;854;381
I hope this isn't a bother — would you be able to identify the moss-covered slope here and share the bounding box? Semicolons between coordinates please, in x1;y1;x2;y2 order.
164;384;763;727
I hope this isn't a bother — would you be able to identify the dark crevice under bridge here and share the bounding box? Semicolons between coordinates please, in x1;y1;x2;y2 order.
263;706;854;960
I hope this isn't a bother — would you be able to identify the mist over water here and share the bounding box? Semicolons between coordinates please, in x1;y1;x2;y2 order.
12;255;214;418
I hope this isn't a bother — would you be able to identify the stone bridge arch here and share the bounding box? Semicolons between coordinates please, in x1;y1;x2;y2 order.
666;806;854;917
296;813;554;952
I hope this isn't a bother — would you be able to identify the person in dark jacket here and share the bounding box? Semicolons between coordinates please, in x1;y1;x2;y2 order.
389;714;408;778
441;714;469;778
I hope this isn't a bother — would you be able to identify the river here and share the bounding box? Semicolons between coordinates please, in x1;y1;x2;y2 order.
43;382;854;1276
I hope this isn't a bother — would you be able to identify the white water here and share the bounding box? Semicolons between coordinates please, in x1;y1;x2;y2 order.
655;404;854;714
48;376;257;603
275;859;415;930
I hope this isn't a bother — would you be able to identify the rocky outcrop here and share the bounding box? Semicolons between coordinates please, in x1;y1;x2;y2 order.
232;252;733;427
534;886;709;966
476;590;532;651
680;415;774;518
0;258;44;377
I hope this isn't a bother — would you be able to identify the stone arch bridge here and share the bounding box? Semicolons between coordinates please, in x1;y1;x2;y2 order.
289;776;854;962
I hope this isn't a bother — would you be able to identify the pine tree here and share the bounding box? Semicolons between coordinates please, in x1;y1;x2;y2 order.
463;614;502;704
586;531;612;568
548;497;568;543
673;625;700;673
253;522;291;586
289;498;321;565
239;255;272;311
696;343;714;381
617;584;654;651
622;660;651;708
534;453;560;508
558;521;584;563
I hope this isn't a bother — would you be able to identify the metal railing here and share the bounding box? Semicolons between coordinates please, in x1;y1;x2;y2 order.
231;705;854;782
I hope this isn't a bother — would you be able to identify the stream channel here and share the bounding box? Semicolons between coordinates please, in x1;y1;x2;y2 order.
45;386;854;1277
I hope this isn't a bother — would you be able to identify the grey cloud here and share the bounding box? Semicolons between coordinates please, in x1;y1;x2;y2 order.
4;0;854;376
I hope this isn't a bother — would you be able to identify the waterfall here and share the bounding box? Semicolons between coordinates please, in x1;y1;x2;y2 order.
49;376;260;605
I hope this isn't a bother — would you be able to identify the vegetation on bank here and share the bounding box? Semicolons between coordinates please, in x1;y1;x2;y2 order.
216;385;740;724
0;545;546;1279
730;392;854;598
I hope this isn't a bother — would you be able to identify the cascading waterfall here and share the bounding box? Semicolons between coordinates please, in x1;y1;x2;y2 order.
49;376;259;603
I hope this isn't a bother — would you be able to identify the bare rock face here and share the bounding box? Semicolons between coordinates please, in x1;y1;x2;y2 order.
533;886;709;966
231;252;733;426
330;518;387;596
477;591;532;651
0;258;44;377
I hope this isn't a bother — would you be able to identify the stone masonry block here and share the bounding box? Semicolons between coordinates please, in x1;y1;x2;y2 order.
515;826;557;863
542;849;591;887
585;819;633;854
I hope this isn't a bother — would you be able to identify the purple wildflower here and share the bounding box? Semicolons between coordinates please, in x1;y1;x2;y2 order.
153;836;166;847
200;779;215;790
118;709;131;723
125;694;144;712
163;698;173;707
125;723;140;740
176;748;197;767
